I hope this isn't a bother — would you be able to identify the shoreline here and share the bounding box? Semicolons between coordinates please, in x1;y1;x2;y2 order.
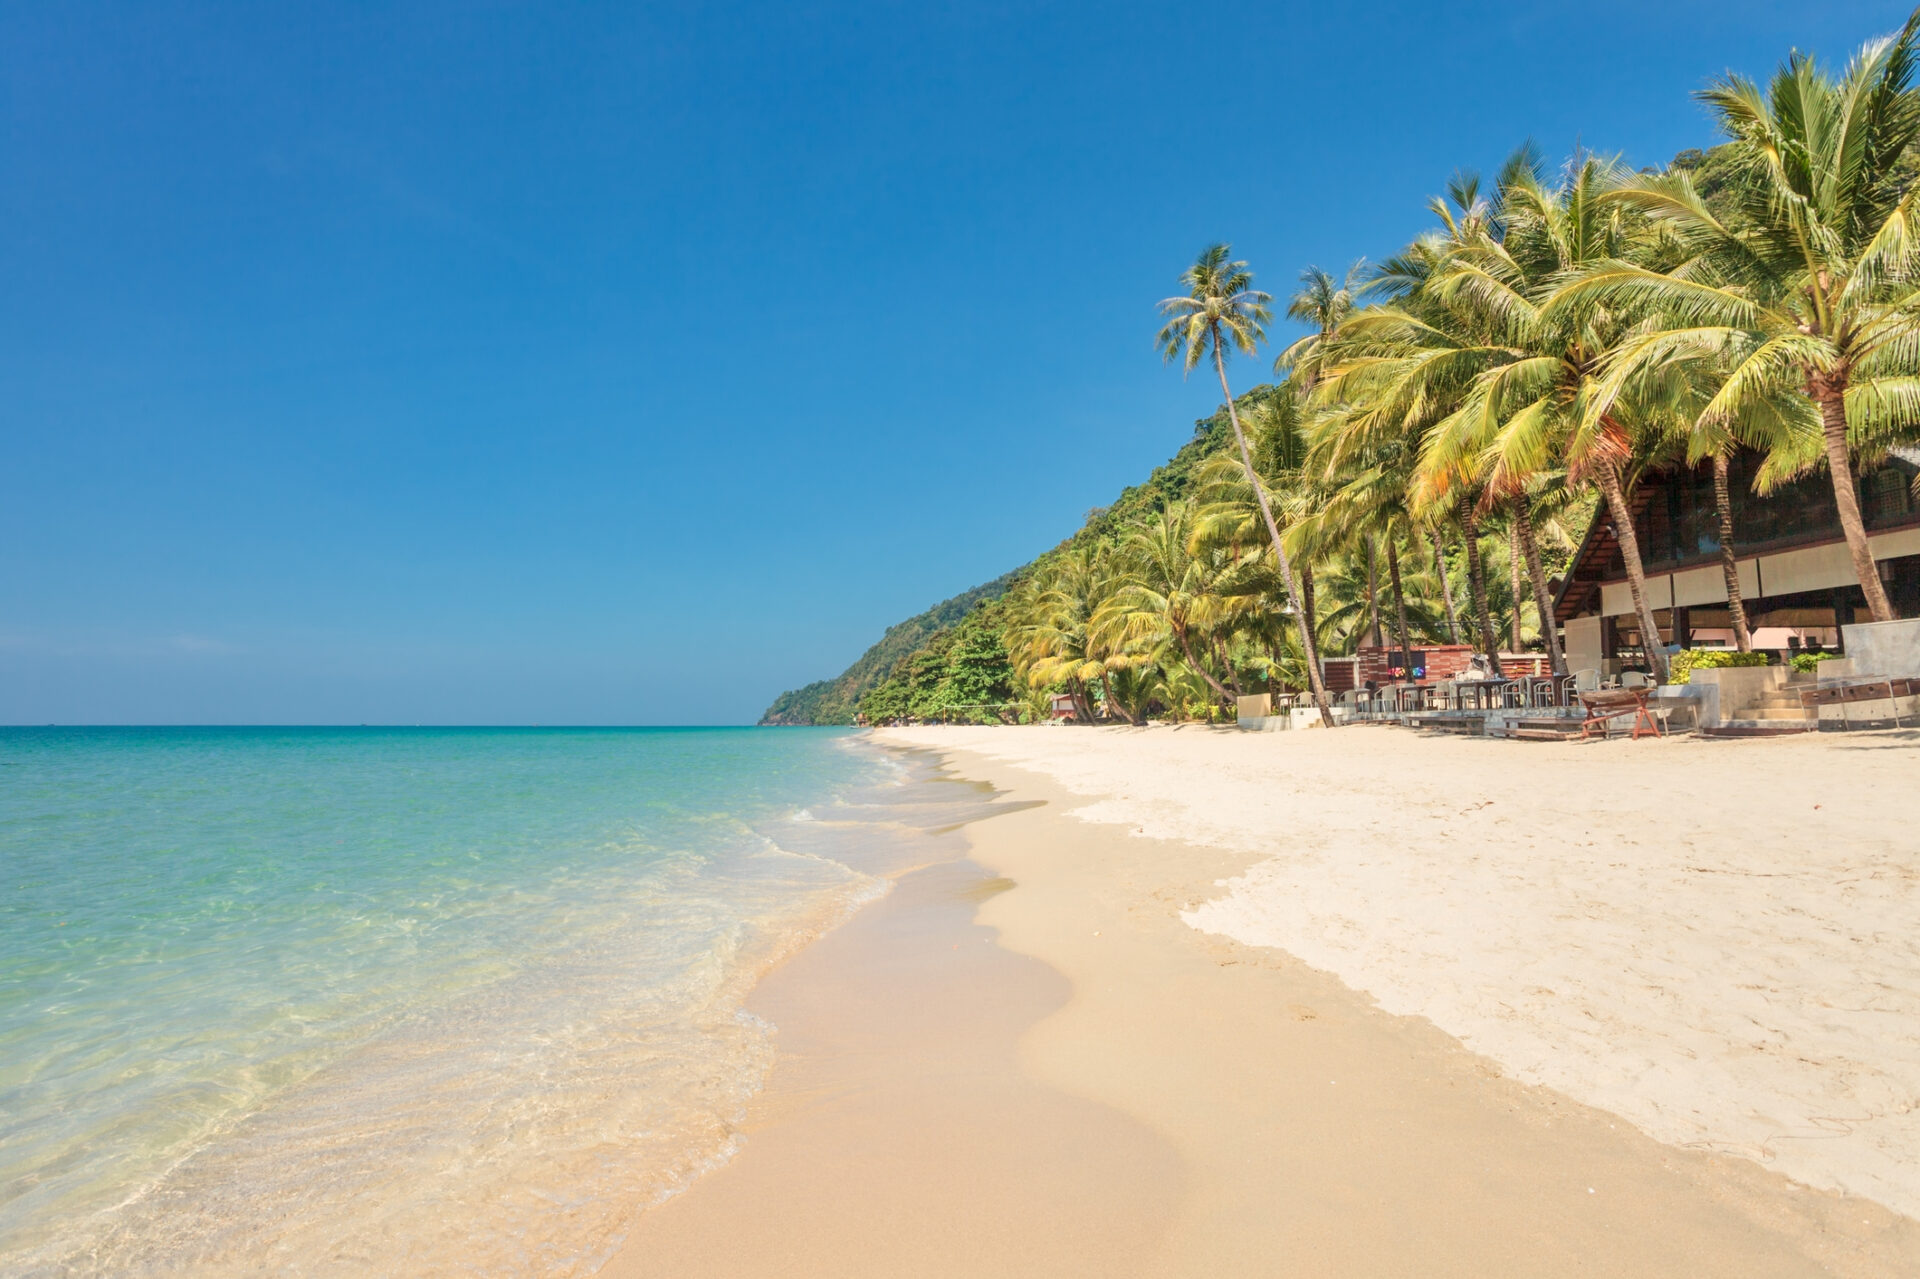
601;752;1183;1277
599;731;1918;1276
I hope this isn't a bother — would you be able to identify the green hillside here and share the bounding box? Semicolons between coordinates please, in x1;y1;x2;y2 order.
757;570;1024;725
757;405;1240;725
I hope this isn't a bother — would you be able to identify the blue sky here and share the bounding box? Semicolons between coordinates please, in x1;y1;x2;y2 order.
1;1;1907;724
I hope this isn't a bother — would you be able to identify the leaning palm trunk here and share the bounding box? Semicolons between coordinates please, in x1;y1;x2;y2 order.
1429;527;1462;642
1099;671;1140;725
1461;508;1503;676
1507;519;1526;654
1174;625;1236;705
1215;349;1333;719
1212;636;1245;698
1301;566;1319;649
1711;451;1753;651
1069;678;1095;722
1515;499;1566;677
1809;373;1897;622
1594;458;1670;684
1386;537;1414;673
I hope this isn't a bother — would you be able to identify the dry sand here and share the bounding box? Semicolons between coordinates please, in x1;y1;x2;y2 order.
602;728;1920;1276
882;726;1920;1222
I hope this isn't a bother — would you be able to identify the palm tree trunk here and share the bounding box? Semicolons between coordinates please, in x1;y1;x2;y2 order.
1175;626;1236;705
1364;538;1384;649
1212;636;1245;698
1099;670;1140;725
1386;536;1414;673
1216;346;1334;720
1429;527;1462;643
1810;375;1897;622
1515;499;1566;677
1461;507;1503;676
1595;460;1670;684
1302;566;1319;649
1069;678;1095;723
1507;518;1526;654
1712;450;1753;651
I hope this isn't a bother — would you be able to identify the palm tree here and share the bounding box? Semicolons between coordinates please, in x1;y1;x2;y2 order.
1282;260;1377;655
1276;261;1368;390
1007;548;1133;723
1417;152;1666;679
1097;504;1249;707
1567;11;1920;623
1596;344;1818;652
1313;170;1537;674
1427;525;1463;641
1159;245;1334;719
1506;518;1526;653
1300;432;1423;666
1509;476;1582;672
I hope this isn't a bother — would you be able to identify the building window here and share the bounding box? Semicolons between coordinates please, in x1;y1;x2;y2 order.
1868;466;1913;526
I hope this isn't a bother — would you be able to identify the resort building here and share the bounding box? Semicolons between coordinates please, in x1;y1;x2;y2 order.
1552;448;1920;673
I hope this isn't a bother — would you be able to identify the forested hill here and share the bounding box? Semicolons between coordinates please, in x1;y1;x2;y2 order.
757;570;1024;725
757;404;1241;725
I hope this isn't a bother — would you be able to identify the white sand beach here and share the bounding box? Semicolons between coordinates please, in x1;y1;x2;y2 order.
602;727;1918;1277
879;725;1920;1224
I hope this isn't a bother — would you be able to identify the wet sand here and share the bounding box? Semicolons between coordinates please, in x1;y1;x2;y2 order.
601;737;1918;1276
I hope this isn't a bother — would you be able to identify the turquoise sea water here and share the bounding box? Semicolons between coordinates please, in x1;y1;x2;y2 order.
0;727;909;1276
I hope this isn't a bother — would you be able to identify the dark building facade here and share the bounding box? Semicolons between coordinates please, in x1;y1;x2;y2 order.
1552;449;1920;672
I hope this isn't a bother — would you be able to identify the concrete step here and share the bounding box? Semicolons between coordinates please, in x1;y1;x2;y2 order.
1747;706;1816;720
1704;720;1819;736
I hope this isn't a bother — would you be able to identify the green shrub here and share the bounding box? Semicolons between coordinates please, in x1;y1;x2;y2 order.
1667;648;1770;684
1789;651;1844;674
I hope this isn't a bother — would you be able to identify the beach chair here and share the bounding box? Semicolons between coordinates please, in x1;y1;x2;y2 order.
1561;668;1599;708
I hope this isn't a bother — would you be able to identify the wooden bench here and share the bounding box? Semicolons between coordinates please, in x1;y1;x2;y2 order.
1798;677;1920;729
1578;688;1661;741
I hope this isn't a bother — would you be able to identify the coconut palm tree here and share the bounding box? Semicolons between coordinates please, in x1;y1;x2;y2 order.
1276;261;1369;390
1007;548;1133;723
1312;167;1544;673
1594;340;1820;652
1416;152;1667;678
1158;245;1334;719
1564;11;1920;623
1097;504;1250;707
1190;384;1339;666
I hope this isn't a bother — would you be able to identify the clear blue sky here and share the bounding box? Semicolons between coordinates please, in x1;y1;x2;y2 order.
1;1;1906;724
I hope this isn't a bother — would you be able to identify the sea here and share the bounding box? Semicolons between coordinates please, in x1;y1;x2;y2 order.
0;726;970;1277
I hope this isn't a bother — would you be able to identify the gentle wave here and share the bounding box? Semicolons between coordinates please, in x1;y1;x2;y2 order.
0;727;926;1277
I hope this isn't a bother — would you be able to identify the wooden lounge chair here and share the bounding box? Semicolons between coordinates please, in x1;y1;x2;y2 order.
1578;688;1662;741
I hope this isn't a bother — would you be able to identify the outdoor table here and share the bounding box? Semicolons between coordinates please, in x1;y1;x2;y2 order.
1453;679;1515;712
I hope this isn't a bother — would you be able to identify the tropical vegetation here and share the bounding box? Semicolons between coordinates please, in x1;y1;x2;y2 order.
764;14;1920;726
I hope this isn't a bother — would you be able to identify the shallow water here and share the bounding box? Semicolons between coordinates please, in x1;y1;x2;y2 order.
0;727;945;1276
